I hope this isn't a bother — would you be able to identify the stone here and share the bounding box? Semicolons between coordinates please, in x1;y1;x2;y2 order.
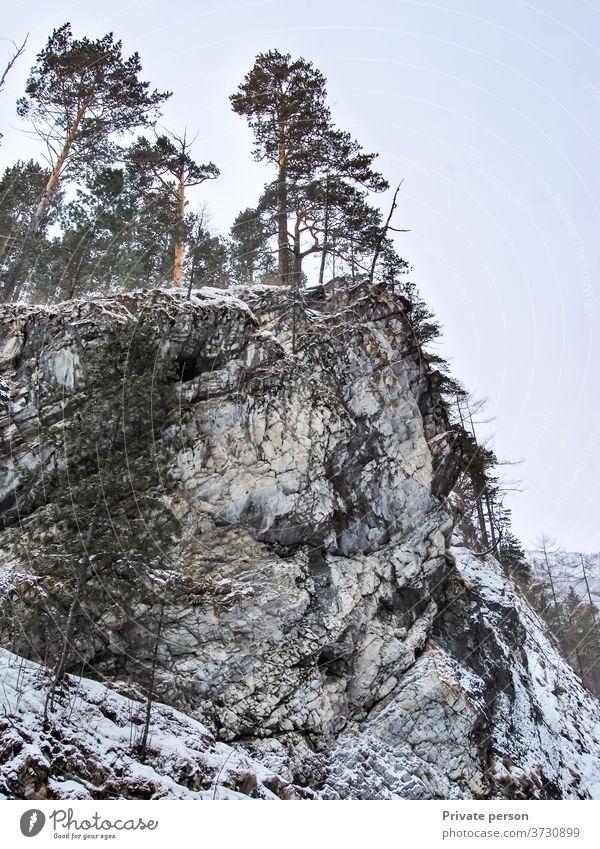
0;284;598;799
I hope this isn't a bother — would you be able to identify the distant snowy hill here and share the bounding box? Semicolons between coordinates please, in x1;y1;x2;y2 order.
527;551;600;606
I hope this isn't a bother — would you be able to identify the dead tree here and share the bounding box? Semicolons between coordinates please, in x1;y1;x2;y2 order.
0;34;27;94
369;181;409;283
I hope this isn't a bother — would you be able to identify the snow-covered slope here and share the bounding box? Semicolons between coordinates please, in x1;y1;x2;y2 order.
451;548;600;799
0;648;313;800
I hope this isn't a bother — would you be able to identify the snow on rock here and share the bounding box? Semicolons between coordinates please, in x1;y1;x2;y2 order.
448;548;600;798
319;548;600;800
0;649;312;800
1;282;600;800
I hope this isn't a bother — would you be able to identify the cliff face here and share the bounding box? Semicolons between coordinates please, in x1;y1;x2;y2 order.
0;283;599;800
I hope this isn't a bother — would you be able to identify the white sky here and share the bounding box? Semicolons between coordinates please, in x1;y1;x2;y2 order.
1;0;598;551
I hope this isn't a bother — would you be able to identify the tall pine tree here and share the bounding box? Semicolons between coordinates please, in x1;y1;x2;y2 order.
230;50;332;285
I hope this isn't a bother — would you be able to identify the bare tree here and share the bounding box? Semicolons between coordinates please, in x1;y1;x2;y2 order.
137;600;165;761
580;553;599;629
368;181;410;283
534;534;560;608
0;35;27;151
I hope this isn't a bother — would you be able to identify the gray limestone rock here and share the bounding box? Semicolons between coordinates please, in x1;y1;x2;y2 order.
0;283;599;800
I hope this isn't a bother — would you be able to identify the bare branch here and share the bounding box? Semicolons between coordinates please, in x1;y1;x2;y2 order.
369;179;404;283
0;34;28;94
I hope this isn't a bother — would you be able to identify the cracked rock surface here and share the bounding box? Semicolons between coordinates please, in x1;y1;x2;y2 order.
0;283;599;799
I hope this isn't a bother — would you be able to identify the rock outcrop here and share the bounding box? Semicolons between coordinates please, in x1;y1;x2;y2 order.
1;282;599;800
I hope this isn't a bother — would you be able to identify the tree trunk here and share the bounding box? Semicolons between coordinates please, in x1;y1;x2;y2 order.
580;554;598;622
581;552;599;685
53;573;84;685
187;248;196;300
0;230;13;265
292;227;302;281
563;601;587;687
291;226;302;353
3;191;51;302
318;175;330;287
485;490;497;548
172;167;186;286
542;545;559;608
43;570;84;724
474;492;489;548
277;119;289;286
329;239;336;285
3;105;87;302
67;230;90;300
369;181;402;284
138;601;165;761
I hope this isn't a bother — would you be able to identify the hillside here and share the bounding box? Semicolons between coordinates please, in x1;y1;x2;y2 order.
527;550;600;607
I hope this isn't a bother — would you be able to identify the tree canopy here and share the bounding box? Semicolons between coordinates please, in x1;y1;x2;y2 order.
2;23;171;300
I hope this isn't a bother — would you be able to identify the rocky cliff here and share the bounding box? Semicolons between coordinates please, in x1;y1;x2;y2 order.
0;282;599;800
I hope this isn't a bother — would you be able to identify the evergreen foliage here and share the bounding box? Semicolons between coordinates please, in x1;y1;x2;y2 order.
230;49;388;290
2;22;170;300
229;206;275;285
0;160;61;286
128;134;219;286
230;49;331;285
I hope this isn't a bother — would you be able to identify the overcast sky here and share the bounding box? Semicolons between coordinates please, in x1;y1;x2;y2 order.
1;0;598;551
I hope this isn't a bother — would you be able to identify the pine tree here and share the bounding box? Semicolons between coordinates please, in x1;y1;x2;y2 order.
231;49;331;286
498;530;532;590
40;154;179;300
455;425;499;549
128;133;219;286
186;211;229;292
229;206;274;284
0;161;59;272
3;22;170;301
285;127;388;286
